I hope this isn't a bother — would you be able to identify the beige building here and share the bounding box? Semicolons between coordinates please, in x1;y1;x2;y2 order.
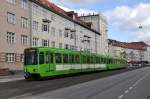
0;0;102;71
108;39;150;63
79;14;108;55
0;0;31;70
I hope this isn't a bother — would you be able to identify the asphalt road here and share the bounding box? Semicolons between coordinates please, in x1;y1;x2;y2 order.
0;67;149;99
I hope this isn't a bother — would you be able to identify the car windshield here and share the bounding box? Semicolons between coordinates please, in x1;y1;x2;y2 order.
24;49;38;65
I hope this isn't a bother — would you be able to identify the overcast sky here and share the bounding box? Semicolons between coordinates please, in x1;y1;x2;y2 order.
48;0;150;43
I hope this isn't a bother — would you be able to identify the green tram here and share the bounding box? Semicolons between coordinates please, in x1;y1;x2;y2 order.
24;47;127;79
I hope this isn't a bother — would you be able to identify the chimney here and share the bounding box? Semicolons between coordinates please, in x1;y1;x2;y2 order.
66;11;78;20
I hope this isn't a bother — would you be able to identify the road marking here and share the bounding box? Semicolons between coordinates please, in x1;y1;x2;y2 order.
118;95;124;99
117;71;150;99
133;83;136;87
124;90;129;94
8;93;32;99
129;86;133;90
132;72;149;88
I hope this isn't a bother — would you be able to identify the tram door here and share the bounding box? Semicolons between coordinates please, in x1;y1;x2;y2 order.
39;52;49;73
45;52;54;72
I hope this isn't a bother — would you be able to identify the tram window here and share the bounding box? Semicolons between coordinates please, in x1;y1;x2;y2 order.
75;55;80;64
103;58;106;64
113;59;115;64
24;49;38;65
104;58;107;64
102;58;105;64
93;56;96;64
90;57;93;64
107;59;109;64
50;53;53;63
87;56;90;64
101;58;103;63
109;59;111;64
82;56;86;64
69;55;74;64
96;57;99;64
39;52;44;64
101;58;104;64
55;53;62;64
63;54;68;64
108;59;110;64
110;59;112;64
46;52;50;64
99;57;101;64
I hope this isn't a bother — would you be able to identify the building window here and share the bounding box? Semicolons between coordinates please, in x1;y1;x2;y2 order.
6;53;15;63
7;0;15;5
32;4;38;15
70;33;74;39
42;24;48;32
32;38;38;47
65;44;69;49
59;43;63;48
21;0;28;9
42;40;49;47
21;35;28;45
7;12;16;24
64;30;69;38
32;21;38;30
7;32;15;44
20;54;24;62
21;17;28;28
51;41;55;48
51;27;55;36
59;29;63;37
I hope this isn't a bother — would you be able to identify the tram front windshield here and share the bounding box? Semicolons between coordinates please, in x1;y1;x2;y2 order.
24;49;38;65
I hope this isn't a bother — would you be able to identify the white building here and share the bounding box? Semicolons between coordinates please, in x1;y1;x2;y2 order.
108;39;150;63
79;14;108;55
30;0;101;54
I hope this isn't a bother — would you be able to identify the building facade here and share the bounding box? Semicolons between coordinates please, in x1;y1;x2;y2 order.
79;14;108;55
31;1;101;53
108;39;150;63
0;0;31;70
0;0;102;70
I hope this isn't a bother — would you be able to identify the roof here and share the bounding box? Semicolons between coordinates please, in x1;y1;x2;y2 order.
38;0;67;15
79;14;99;18
30;0;100;35
108;39;149;50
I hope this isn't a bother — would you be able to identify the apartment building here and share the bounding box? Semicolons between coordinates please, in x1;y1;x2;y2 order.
0;0;30;70
0;0;102;70
30;0;101;53
108;39;150;63
79;14;108;55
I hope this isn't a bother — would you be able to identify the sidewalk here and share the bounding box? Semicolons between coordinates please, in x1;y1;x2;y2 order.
0;71;24;83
